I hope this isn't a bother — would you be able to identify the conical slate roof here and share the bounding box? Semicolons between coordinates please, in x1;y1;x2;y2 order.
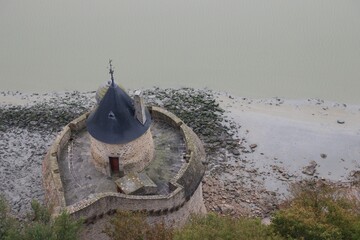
86;83;152;144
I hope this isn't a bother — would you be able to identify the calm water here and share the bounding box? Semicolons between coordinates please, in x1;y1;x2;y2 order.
1;1;360;104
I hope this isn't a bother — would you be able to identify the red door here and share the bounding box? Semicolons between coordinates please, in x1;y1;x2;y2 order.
109;157;119;175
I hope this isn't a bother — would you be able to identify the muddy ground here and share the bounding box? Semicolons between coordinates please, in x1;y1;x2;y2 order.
1;88;359;225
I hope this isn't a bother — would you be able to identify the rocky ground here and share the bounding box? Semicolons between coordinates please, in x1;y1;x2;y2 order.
142;88;279;218
0;91;94;218
1;88;360;225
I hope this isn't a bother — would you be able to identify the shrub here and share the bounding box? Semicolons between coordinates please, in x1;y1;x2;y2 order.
104;211;174;240
174;213;283;240
24;200;82;240
271;180;360;240
30;200;51;223
0;196;82;240
0;196;19;240
53;211;83;240
23;222;54;240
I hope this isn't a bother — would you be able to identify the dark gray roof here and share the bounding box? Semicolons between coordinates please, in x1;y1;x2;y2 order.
86;84;151;144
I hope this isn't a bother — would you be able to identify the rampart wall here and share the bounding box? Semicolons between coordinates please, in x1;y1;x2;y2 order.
42;107;206;226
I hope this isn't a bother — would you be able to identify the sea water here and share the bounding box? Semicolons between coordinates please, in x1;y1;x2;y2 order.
1;0;360;104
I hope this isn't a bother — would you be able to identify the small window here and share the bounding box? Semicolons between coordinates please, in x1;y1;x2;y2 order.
108;111;116;120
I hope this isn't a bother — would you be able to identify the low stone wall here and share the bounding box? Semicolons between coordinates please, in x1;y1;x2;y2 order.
65;182;205;227
66;183;184;220
43;107;206;226
147;182;206;227
151;106;206;198
42;114;89;214
149;106;183;128
175;123;206;198
68;112;90;132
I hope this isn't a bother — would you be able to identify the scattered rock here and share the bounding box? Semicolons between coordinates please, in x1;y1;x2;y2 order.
302;160;318;176
320;153;327;159
230;148;240;155
261;217;271;226
219;204;235;214
249;144;258;149
337;120;345;124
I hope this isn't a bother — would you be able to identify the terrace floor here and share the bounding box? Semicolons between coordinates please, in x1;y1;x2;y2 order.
58;119;186;205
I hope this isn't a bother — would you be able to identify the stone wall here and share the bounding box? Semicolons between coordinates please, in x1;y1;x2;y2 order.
68;112;90;131
176;124;206;198
43;107;206;226
66;183;184;220
149;106;183;128
42;114;89;214
90;129;154;176
150;106;206;198
66;182;205;227
147;182;206;227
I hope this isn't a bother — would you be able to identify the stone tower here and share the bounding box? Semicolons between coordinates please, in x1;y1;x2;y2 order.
86;63;154;177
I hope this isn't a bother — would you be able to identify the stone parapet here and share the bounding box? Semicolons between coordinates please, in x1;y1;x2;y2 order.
66;184;184;219
149;106;183;128
42;112;89;212
68;112;90;132
151;106;206;199
175;124;206;198
43;106;206;226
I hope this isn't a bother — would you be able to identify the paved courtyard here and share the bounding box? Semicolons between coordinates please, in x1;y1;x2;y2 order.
58;119;186;205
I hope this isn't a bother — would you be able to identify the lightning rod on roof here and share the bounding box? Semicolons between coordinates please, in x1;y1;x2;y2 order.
109;59;115;87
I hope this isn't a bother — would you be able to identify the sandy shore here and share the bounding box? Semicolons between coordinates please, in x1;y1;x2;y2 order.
1;89;359;232
217;94;360;193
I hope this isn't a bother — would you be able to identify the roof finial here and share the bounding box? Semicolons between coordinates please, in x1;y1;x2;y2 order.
109;59;115;87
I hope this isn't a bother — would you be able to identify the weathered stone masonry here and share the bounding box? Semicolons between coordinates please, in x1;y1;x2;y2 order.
42;112;90;213
42;106;206;226
90;129;154;176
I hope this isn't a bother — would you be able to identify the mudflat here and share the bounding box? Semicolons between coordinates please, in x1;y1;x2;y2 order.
1;89;359;221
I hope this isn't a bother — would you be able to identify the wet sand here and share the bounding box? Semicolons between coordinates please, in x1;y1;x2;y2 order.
217;94;360;196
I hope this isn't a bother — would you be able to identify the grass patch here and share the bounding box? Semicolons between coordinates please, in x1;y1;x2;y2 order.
0;196;82;240
271;180;360;240
175;213;282;240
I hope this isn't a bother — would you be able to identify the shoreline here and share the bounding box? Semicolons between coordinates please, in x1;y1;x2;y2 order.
0;88;359;220
1;88;360;108
216;93;360;193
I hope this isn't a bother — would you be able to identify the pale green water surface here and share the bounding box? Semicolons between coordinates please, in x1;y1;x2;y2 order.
1;1;360;104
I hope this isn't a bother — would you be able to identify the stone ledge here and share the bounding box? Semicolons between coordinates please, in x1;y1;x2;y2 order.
149;106;183;128
69;112;90;131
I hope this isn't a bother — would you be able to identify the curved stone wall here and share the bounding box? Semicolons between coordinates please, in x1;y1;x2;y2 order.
42;107;206;226
176;122;206;199
150;107;206;199
42;113;90;214
90;129;154;176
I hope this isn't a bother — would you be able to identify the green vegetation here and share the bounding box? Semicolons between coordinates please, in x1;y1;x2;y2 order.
105;211;281;240
174;213;282;240
271;180;360;240
0;196;82;240
0;196;18;240
104;211;174;240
